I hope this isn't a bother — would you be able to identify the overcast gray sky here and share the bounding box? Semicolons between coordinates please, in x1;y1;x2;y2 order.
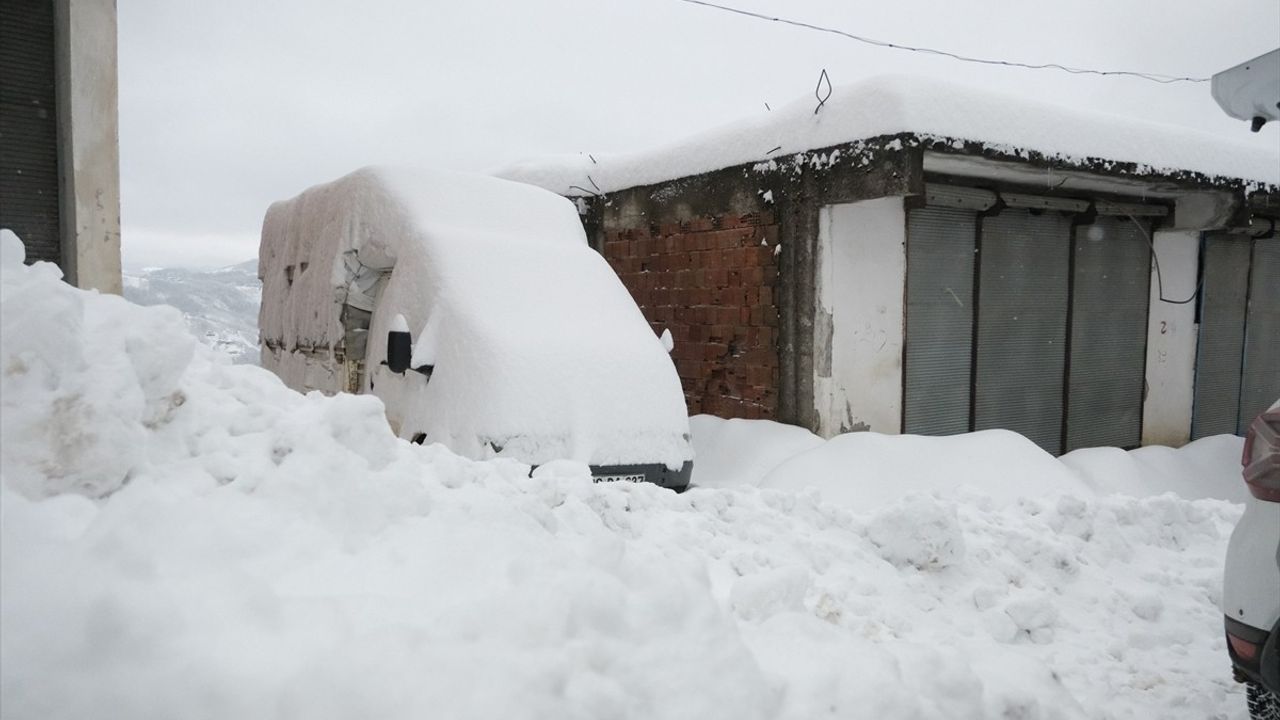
117;0;1280;269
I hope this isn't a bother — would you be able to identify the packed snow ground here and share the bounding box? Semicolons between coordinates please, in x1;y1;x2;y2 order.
0;238;1251;719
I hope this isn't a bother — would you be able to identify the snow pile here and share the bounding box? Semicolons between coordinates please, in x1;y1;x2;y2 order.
259;167;690;467
500;74;1280;195
0;236;195;498
863;494;966;570
691;414;1248;507
763;429;1092;512
1061;436;1250;503
688;414;825;488
1;243;1252;719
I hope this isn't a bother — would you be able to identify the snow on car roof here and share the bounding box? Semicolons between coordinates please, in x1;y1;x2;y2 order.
499;74;1280;196
259;166;596;350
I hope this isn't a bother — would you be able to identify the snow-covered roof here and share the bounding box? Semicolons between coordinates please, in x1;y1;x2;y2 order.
499;75;1280;196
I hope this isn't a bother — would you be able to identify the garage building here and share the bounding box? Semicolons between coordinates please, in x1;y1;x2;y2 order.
502;76;1280;453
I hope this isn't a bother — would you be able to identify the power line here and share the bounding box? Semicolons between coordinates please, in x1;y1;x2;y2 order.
1127;215;1201;305
676;0;1210;84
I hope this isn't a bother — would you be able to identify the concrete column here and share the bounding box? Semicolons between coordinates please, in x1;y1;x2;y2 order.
813;197;906;437
1141;230;1199;446
54;0;122;294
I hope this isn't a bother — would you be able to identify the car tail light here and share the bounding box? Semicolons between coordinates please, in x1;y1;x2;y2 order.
1228;631;1261;662
1241;408;1280;502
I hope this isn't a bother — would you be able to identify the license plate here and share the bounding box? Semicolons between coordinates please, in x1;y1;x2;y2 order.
593;473;646;484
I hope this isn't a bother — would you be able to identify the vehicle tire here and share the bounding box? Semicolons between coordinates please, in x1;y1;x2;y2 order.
1248;682;1280;720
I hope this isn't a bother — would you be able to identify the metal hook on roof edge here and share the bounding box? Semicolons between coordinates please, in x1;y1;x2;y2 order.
814;69;832;115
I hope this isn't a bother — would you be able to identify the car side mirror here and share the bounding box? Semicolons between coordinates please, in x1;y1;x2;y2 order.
387;329;412;374
660;328;674;353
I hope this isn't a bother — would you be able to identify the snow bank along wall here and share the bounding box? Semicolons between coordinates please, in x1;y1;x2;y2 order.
503;79;1280;454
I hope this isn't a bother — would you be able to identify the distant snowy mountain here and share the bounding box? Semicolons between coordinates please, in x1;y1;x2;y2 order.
122;260;261;364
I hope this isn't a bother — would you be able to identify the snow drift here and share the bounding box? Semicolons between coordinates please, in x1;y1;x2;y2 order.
690;415;1248;508
0;237;1253;719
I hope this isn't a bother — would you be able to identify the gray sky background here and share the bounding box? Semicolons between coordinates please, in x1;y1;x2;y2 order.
118;0;1280;269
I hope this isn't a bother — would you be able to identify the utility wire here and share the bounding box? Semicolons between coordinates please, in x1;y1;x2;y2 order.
676;0;1210;84
1127;215;1201;305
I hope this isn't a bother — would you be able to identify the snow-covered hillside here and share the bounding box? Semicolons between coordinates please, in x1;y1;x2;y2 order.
123;260;260;364
0;237;1253;719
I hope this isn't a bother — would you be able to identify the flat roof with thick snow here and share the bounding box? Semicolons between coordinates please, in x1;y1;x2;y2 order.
500;75;1280;197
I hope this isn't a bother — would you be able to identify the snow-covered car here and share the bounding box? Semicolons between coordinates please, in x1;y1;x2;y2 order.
258;167;693;489
1223;401;1280;718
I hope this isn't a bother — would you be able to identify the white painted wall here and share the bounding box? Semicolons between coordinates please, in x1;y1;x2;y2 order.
814;198;906;437
1142;230;1199;447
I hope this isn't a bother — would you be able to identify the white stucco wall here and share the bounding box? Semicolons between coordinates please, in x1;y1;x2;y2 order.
55;0;122;294
1141;230;1199;447
813;198;907;437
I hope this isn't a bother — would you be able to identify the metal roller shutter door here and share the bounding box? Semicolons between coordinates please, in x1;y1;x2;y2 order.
904;207;977;435
1193;235;1251;439
0;0;62;264
1064;217;1152;450
974;209;1072;454
1239;238;1280;431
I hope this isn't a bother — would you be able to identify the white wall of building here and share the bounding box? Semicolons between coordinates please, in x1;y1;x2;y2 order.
1141;229;1199;447
813;198;906;437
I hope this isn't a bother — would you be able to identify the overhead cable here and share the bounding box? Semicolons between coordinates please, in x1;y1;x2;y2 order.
676;0;1211;84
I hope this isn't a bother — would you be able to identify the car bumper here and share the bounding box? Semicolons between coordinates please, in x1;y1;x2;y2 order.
1224;495;1280;630
590;461;693;491
1224;492;1280;694
1226;615;1280;693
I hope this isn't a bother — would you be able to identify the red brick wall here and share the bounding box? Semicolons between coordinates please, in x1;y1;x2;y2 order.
602;212;780;419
